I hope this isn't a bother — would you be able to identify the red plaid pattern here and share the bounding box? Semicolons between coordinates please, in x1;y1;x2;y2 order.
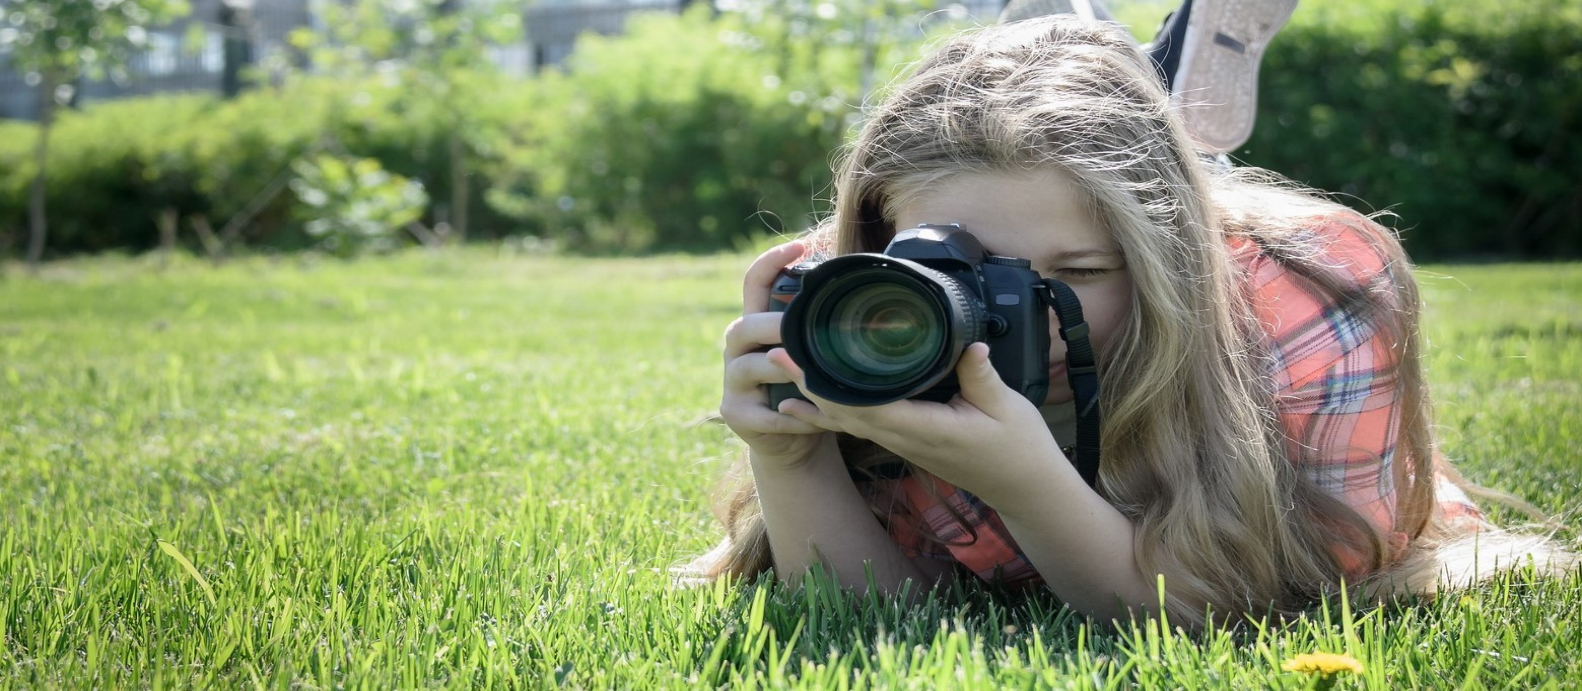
858;217;1482;586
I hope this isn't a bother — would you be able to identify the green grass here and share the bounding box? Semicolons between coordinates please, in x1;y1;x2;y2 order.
0;251;1578;688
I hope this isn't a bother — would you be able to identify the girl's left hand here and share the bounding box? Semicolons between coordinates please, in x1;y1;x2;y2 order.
767;342;1067;506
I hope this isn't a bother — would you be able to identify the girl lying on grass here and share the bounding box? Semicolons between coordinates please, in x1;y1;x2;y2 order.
691;15;1576;626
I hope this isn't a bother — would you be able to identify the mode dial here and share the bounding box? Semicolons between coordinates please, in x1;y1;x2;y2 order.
984;256;1032;267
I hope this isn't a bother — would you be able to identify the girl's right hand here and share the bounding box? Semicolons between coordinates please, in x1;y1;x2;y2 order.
720;241;832;468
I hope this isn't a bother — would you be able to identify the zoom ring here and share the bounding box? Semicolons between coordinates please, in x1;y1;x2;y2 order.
916;264;986;347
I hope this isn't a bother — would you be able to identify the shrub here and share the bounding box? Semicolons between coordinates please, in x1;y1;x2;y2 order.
2;0;1578;259
1245;0;1582;259
486;8;862;253
289;154;428;257
0;74;533;257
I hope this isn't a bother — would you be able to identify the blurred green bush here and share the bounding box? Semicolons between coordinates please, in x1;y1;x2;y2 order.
484;9;856;252
1244;0;1582;259
289;154;429;257
1;0;1577;259
0;74;533;254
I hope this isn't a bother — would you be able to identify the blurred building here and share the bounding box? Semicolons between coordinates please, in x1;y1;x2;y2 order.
0;0;313;120
0;0;1003;120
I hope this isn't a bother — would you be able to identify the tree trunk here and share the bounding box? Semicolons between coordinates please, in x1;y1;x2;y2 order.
25;71;57;269
189;214;227;266
155;207;179;269
448;131;468;245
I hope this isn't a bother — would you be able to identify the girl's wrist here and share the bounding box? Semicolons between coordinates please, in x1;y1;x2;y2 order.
749;434;841;475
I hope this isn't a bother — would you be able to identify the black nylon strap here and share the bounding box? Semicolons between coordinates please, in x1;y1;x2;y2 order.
1041;279;1102;488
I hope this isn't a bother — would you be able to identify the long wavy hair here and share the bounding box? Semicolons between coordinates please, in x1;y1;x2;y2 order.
689;16;1574;623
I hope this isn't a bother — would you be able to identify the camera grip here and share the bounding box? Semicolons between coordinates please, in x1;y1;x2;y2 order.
766;267;810;409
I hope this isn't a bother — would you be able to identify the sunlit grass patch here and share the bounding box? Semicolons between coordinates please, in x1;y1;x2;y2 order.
0;252;1577;687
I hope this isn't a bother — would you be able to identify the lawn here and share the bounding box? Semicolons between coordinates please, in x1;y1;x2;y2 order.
1;250;1578;688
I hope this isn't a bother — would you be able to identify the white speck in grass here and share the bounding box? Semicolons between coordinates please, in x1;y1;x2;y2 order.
1471;649;1529;662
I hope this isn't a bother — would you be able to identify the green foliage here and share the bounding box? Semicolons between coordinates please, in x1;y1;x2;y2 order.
289;155;428;257
490;1;961;253
0;0;190;85
492;9;823;252
0;252;1578;685
2;0;1578;259
291;0;522;73
1;0;193;264
0;73;533;255
0;95;211;251
1244;0;1582;259
287;0;525;244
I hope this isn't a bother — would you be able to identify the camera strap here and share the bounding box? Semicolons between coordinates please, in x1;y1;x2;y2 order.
1040;279;1102;489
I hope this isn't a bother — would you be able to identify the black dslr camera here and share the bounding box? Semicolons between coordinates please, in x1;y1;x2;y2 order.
767;225;1052;408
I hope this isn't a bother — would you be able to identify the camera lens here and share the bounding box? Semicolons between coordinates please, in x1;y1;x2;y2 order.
811;276;946;388
782;256;985;405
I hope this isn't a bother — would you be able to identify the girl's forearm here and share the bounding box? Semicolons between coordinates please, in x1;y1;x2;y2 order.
988;461;1179;622
750;436;926;593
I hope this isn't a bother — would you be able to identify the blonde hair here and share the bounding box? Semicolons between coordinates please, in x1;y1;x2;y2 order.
690;16;1575;622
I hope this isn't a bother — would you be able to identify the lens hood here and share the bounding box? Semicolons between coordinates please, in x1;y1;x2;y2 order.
780;254;984;406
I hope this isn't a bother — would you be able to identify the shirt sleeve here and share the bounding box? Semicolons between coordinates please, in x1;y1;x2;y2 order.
1235;221;1412;569
855;476;948;562
859;473;1045;587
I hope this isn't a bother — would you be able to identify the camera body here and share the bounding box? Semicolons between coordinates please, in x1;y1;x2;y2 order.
767;225;1051;408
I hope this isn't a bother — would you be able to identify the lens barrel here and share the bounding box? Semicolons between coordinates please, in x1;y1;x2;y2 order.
780;255;984;405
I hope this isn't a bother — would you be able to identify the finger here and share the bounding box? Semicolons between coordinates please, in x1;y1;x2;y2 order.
774;397;847;434
723;312;784;360
722;399;827;436
742;240;808;316
764;346;804;382
765;347;837;412
951;342;1012;416
768;347;880;436
723;352;794;392
765;347;832;407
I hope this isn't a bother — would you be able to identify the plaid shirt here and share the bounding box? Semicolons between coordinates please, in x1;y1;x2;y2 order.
858;217;1482;586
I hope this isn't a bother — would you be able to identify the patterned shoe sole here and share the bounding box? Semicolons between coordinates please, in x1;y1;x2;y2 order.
1172;0;1299;153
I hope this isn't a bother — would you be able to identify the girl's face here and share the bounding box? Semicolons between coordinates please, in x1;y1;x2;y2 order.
892;168;1134;406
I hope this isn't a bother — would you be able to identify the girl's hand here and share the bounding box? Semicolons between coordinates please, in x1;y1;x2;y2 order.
719;241;833;468
769;342;1065;505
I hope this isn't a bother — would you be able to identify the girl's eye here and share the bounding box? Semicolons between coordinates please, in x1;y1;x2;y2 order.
1055;267;1112;278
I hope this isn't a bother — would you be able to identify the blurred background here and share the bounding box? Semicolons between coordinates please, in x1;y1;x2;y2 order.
0;0;1577;263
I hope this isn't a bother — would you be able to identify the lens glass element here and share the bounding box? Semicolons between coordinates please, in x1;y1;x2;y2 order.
811;275;946;389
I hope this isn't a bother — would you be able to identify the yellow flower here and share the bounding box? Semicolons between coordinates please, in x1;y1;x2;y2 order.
1282;652;1365;676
